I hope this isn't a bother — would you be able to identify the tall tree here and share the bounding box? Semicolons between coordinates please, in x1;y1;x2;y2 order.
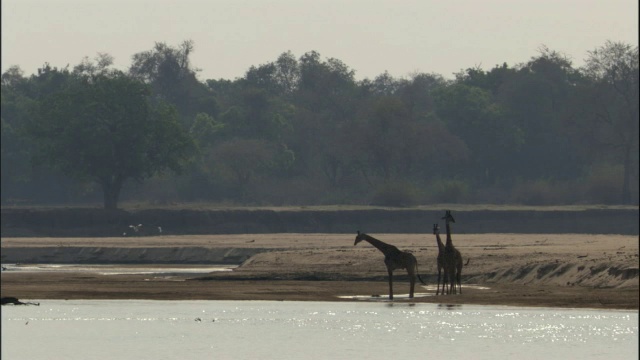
497;48;581;180
395;72;447;120
208;138;289;199
1;65;77;204
290;51;360;181
1;67;32;193
577;41;639;203
434;83;523;183
129;40;218;122
244;51;301;97
27;70;194;209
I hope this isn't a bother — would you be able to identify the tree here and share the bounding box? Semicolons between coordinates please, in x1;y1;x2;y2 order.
359;96;411;181
296;51;358;115
578;41;639;203
288;51;361;183
129;40;218;121
244;51;301;97
208;138;282;199
362;71;401;96
27;71;194;209
395;72;447;120
274;51;301;96
496;48;582;180
1;66;50;203
434;83;523;183
456;63;515;96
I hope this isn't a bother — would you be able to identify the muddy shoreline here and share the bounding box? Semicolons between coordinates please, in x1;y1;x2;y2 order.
2;233;638;309
2;272;638;310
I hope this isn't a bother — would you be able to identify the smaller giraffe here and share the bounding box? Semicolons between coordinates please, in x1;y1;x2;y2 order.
433;223;447;295
354;231;426;300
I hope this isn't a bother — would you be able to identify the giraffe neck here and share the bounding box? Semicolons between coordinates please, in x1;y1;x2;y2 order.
362;234;398;255
435;232;445;251
445;220;453;248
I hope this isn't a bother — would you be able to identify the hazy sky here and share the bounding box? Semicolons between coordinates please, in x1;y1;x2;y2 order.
2;0;638;81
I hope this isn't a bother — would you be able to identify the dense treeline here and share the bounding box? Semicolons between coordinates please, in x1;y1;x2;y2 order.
1;40;638;209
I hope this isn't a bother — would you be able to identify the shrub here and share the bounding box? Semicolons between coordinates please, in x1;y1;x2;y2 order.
509;179;560;205
370;181;420;207
583;164;624;204
426;179;470;203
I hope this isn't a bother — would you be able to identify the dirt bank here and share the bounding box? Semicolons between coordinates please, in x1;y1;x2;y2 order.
2;233;638;309
2;206;638;237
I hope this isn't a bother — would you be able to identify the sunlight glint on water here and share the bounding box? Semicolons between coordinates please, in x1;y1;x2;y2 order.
2;300;638;360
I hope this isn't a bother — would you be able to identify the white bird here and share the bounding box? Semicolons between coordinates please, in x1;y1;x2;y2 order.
129;224;143;233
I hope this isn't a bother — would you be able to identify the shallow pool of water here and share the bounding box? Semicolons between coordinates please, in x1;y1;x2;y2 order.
1;263;234;276
2;300;637;360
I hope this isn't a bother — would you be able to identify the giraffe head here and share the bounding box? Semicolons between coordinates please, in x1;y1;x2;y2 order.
354;230;367;245
432;223;440;234
441;210;455;223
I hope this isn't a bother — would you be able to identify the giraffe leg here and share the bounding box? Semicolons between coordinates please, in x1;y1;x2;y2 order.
457;265;463;294
443;270;449;295
408;270;415;298
387;269;394;300
451;271;456;295
436;268;441;295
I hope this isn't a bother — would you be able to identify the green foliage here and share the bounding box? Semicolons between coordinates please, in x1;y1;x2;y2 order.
130;40;218;122
26;72;194;209
433;83;524;183
507;176;596;205
189;112;224;148
577;41;639;203
583;164;627;204
426;179;471;203
509;179;569;205
1;41;638;207
206;138;285;199
370;181;421;207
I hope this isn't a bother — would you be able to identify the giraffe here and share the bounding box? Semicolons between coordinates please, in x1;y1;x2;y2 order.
442;210;463;294
354;231;426;300
433;223;447;295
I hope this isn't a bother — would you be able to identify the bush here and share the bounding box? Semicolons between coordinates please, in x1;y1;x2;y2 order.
509;179;558;205
426;179;470;203
471;186;510;204
370;181;420;207
509;179;582;205
583;164;624;204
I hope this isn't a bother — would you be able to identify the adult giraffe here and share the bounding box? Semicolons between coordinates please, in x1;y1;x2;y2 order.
442;210;464;294
433;223;447;295
354;231;426;300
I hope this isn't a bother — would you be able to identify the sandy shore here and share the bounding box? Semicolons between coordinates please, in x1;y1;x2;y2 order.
2;233;638;309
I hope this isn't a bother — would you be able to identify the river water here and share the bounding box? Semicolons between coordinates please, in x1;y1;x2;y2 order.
1;263;235;275
2;300;637;360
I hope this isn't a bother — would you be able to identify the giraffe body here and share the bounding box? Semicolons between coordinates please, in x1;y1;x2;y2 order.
355;231;426;300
